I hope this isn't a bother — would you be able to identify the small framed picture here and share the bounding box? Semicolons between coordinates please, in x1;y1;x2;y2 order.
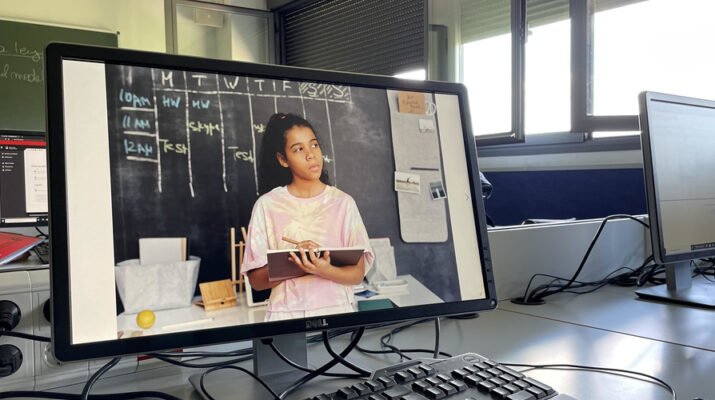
395;171;421;194
429;181;447;200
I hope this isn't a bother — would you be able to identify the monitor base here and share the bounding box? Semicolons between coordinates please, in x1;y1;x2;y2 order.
189;332;308;398
635;277;715;309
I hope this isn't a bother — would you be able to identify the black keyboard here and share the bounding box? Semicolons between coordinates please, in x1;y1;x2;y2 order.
305;353;558;400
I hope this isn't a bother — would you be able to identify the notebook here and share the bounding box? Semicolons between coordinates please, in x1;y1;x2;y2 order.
267;247;365;282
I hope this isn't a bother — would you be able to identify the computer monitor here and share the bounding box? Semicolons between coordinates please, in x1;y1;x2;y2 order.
45;43;496;389
636;91;715;308
0;130;49;227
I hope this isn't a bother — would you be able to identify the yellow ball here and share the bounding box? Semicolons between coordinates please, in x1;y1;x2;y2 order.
136;310;156;329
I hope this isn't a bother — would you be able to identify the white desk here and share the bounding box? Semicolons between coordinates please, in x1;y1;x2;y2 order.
117;274;441;338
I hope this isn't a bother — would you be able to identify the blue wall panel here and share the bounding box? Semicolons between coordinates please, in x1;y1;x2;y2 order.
482;168;646;226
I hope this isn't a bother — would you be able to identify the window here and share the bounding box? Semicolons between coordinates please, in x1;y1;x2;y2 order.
454;0;714;151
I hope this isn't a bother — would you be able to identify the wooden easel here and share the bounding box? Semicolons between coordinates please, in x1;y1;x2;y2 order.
230;227;248;294
195;227;247;311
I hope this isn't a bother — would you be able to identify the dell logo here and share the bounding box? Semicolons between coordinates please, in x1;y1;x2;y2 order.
306;318;329;329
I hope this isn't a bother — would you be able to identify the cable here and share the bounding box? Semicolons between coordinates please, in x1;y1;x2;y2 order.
433;317;440;359
278;327;366;399
0;330;51;342
265;338;363;378
0;391;183;399
321;331;370;377
356;318;452;360
513;215;651;305
199;365;280;400
502;362;676;400
81;357;120;400
150;353;252;368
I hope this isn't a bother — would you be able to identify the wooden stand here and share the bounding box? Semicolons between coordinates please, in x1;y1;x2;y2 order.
195;227;248;311
230;227;247;294
198;279;237;311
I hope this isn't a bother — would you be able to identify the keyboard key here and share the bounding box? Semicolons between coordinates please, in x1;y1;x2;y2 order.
450;368;469;380
498;365;524;379
473;361;490;370
488;377;507;387
425;377;442;386
382;385;411;400
395;371;413;383
524;378;555;395
368;395;387;400
492;387;511;399
335;387;358;399
378;376;397;388
408;367;427;378
463;365;478;374
418;364;435;376
477;380;497;392
437;383;457;396
365;380;383;392
351;383;371;396
412;380;431;393
499;373;516;383
513;380;530;390
476;371;493;380
527;387;546;399
400;394;429;400
435;373;451;382
309;395;331;400
507;390;537;400
503;383;521;394
484;359;498;367
464;374;482;386
487;367;502;376
448;380;467;392
423;387;444;400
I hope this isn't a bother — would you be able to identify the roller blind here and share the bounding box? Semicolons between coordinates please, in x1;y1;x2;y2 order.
279;0;426;75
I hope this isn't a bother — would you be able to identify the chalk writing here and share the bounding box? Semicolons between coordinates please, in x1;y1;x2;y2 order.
158;138;188;155
0;63;43;83
189;121;221;136
227;146;254;162
124;138;155;158
253;123;265;134
119;88;152;107
161;95;181;108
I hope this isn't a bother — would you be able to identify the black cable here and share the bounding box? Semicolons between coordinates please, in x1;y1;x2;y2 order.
266;338;363;378
0;330;51;342
356;318;452;360
321;331;370;377
34;226;48;238
513;214;649;305
151;353;252;368
433;318;440;359
502;362;676;400
278;327;365;399
0;391;183;399
80;357;121;400
199;365;280;400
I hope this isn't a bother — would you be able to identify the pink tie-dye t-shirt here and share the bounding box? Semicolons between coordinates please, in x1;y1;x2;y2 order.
242;185;374;313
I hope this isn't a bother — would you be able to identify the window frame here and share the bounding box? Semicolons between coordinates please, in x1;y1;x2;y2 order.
473;0;642;156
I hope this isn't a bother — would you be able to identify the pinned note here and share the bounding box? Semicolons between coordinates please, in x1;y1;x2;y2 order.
397;91;426;114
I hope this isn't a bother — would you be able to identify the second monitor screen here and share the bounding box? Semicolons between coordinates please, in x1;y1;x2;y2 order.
61;60;485;344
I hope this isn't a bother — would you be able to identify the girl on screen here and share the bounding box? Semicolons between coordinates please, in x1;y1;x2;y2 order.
242;113;374;322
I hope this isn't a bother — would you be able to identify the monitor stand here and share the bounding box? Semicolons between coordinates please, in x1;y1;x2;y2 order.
189;332;307;398
635;261;715;308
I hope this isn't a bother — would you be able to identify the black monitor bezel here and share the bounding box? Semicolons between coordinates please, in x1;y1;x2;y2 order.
0;129;49;228
46;42;497;361
639;90;715;265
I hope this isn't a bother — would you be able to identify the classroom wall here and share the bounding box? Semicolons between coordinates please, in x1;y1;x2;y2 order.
0;0;166;52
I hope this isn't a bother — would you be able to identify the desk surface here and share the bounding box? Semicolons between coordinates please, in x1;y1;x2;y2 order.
41;285;714;400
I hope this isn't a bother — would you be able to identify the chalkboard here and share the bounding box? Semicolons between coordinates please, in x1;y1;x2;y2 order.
0;19;117;130
104;64;460;302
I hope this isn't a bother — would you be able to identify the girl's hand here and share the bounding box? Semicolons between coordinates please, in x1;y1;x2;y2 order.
289;248;332;277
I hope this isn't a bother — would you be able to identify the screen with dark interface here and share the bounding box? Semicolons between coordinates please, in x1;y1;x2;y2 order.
0;131;48;227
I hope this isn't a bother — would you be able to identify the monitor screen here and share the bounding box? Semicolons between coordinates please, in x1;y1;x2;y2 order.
640;91;715;264
46;43;496;361
0;130;48;227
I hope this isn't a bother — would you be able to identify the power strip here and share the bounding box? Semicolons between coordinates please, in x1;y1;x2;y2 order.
0;268;138;391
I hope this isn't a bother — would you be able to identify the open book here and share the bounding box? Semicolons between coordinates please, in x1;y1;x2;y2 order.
267;247;365;282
